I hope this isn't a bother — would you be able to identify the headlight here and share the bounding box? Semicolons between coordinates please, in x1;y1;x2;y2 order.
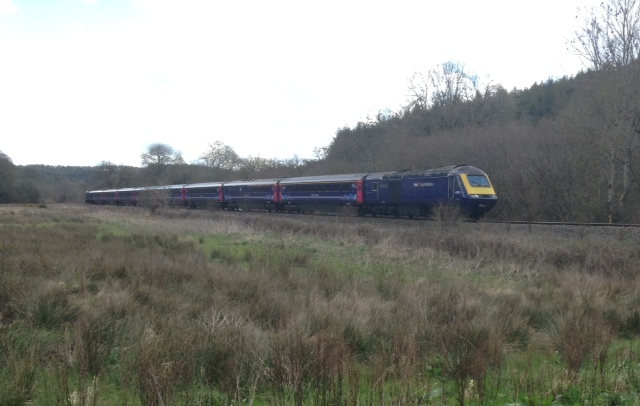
469;194;497;199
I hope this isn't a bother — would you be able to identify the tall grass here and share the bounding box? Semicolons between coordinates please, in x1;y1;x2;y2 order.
0;204;639;404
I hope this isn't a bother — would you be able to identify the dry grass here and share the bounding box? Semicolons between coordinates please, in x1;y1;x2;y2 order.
1;204;639;404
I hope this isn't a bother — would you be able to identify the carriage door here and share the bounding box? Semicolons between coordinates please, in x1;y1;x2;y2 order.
389;179;402;203
448;176;455;199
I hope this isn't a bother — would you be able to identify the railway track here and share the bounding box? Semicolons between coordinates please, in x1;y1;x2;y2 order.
146;203;640;228
270;209;640;229
490;220;640;228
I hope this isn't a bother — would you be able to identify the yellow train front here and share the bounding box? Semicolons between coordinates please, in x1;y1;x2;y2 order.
451;165;498;218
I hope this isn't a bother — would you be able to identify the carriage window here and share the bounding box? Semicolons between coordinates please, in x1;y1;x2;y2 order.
372;182;378;192
467;175;490;187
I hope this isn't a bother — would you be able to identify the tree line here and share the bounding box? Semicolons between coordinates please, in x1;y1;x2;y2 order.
2;0;640;222
0;142;312;205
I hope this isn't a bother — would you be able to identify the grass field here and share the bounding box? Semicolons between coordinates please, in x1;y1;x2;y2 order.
1;204;639;405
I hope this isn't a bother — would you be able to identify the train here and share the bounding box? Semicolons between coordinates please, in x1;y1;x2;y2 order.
84;165;498;219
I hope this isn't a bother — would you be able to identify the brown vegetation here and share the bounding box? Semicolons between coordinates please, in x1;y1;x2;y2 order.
1;204;639;404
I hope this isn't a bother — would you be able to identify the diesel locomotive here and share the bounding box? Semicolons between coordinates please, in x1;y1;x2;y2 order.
85;165;498;219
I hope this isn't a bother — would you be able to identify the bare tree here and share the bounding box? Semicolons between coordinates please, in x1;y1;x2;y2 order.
92;161;118;189
406;72;429;111
570;0;640;221
405;62;478;111
579;70;640;220
428;61;478;108
312;146;328;161
141;143;179;167
570;0;640;70
140;143;183;182
199;140;240;170
238;156;279;178
92;161;139;189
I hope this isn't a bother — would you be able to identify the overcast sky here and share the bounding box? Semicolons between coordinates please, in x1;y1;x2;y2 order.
1;0;601;167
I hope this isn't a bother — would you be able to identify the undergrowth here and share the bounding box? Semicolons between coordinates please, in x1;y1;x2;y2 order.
0;204;639;404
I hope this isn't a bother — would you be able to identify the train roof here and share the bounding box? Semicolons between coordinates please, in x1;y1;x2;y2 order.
365;165;486;180
279;173;368;184
222;178;282;187
184;181;224;188
447;165;488;175
132;184;185;191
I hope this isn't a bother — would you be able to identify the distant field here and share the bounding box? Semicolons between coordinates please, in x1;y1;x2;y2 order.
1;204;639;405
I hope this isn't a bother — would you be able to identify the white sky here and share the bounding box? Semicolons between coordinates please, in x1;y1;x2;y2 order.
0;0;601;167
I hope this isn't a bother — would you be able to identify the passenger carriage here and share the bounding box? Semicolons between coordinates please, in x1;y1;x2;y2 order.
135;185;186;207
278;173;366;214
222;179;280;212
184;182;224;209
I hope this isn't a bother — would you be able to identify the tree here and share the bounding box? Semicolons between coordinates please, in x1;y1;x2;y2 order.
469;83;516;126
570;0;640;70
199;140;240;170
12;180;39;204
238;156;279;178
141;143;180;167
570;0;640;221
428;61;478;108
312;146;328;161
92;161;118;189
140;143;183;181
575;68;640;220
90;161;139;190
0;151;16;203
406;72;429;111
406;62;479;111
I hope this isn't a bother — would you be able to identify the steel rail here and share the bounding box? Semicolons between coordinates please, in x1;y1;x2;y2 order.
490;220;640;228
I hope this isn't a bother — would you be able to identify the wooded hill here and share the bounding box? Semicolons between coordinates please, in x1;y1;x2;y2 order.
312;65;640;223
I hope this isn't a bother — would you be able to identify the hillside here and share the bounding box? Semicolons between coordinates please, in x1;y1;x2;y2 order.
312;67;640;223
